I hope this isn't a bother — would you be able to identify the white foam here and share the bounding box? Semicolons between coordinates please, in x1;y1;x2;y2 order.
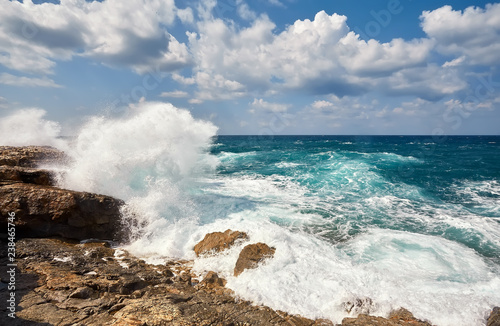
0;108;68;149
191;224;500;326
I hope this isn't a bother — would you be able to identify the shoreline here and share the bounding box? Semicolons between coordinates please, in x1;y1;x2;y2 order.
1;146;498;325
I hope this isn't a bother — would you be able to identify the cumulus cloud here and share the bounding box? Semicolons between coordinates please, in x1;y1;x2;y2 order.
0;73;62;88
183;9;452;102
0;0;192;77
421;3;500;65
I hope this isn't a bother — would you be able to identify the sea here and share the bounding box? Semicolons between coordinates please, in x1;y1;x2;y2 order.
5;102;499;326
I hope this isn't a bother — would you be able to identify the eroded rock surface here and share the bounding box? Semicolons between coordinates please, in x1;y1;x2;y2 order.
0;146;67;168
489;307;500;326
234;242;276;276
0;238;329;326
340;308;433;326
193;229;249;256
0;146;124;241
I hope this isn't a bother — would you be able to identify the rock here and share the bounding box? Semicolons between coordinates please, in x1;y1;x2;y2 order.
199;271;226;289
0;146;124;241
2;237;328;326
342;297;374;315
194;229;249;256
0;182;124;240
0;165;54;185
234;242;276;276
0;145;67;168
488;307;500;326
341;307;433;326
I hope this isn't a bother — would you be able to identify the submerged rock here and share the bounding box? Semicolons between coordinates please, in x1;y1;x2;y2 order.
234;242;276;276
194;229;249;256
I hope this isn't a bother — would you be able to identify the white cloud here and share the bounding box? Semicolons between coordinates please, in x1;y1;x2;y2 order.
0;0;191;76
421;4;500;65
177;7;194;24
159;90;189;98
184;10;451;102
237;0;257;21
0;73;62;88
249;98;290;113
311;100;335;110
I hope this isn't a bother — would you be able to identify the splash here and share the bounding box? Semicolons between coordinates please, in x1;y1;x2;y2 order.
0;108;67;149
54;101;218;248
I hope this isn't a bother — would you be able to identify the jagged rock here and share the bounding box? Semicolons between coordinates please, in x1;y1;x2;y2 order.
0;165;54;185
199;271;226;289
341;307;433;326
194;229;249;256
489;307;500;326
0;145;67;168
0;182;124;240
0;237;329;326
234;242;275;276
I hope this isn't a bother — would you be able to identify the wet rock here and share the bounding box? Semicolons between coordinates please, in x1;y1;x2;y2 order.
234;242;276;276
488;307;500;326
340;307;433;326
194;229;249;256
342;297;375;315
5;237;328;326
0;145;67;168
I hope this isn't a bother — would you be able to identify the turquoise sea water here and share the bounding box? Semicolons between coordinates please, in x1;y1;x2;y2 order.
176;135;500;325
208;135;500;261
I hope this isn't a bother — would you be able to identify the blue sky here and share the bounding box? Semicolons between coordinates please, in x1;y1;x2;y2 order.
0;0;499;135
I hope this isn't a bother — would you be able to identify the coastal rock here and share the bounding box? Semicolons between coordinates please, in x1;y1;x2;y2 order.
0;165;54;186
0;145;67;168
194;229;249;256
0;182;124;240
342;297;374;315
198;271;226;290
1;237;329;326
234;242;276;276
340;307;433;326
488;307;500;326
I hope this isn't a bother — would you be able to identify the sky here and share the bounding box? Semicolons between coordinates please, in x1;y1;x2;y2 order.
0;0;499;135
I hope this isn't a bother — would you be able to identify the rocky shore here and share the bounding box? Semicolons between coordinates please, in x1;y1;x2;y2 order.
0;146;498;326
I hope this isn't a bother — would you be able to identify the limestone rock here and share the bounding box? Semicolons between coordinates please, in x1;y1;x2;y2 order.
0;165;54;185
1;237;327;326
199;271;226;289
341;307;433;326
0;182;124;240
194;229;248;256
0;145;67;168
234;242;275;276
488;307;500;326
